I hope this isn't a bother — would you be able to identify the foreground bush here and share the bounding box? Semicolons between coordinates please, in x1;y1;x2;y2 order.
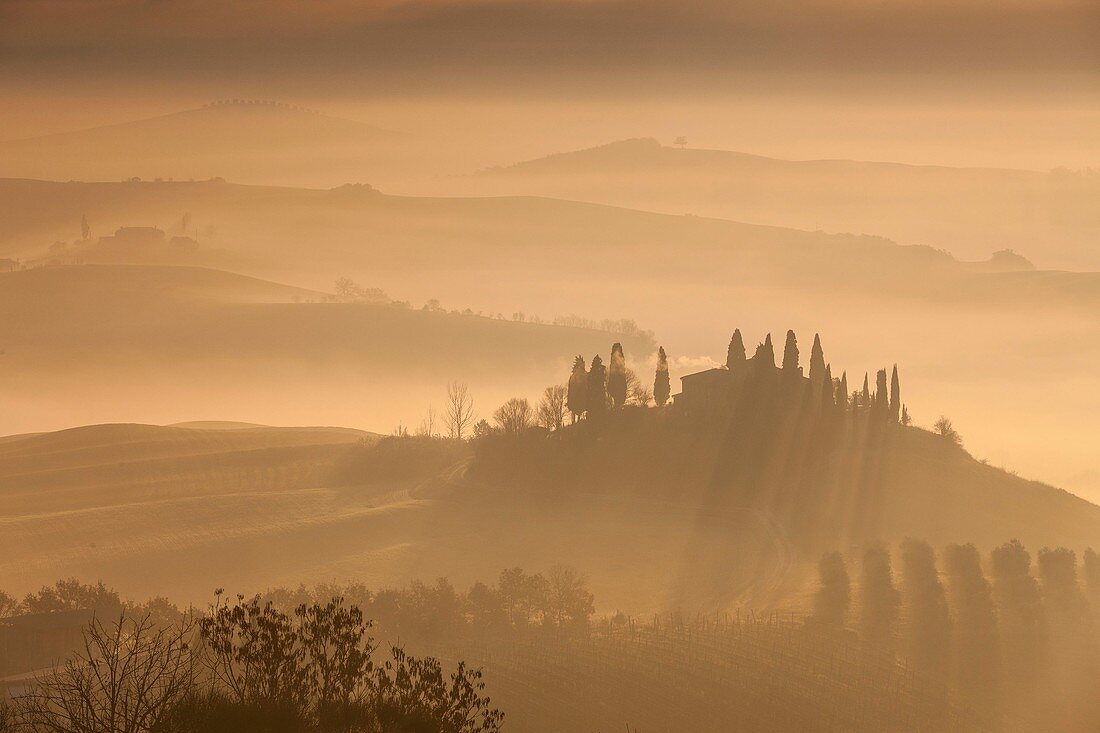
9;595;502;733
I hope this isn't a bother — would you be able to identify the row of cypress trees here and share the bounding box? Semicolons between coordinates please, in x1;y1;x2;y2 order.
564;329;908;426
725;328;908;423
566;343;673;421
813;540;1100;723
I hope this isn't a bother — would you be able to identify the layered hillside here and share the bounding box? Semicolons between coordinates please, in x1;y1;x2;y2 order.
475;137;1100;269
1;179;1097;498
0;264;654;437
0;424;785;614
470;356;1100;556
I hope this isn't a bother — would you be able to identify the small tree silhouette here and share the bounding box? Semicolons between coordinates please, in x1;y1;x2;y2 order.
608;343;627;409
567;355;588;422
653;346;671;407
587;355;608;420
536;385;568;431
445;381;476;440
726;329;746;369
934;416;962;446
493;397;534;434
781;330;800;375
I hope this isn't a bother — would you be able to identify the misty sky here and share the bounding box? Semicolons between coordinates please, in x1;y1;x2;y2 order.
3;0;1098;95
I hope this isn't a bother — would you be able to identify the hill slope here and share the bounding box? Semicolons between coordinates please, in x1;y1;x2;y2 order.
0;424;773;614
2;410;1096;618
0;264;653;437
475;138;1100;269
1;179;1097;499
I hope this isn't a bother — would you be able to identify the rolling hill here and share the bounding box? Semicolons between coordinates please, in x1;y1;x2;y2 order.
474;138;1100;269
0;264;654;438
2;404;1097;617
1;178;1098;499
0;422;786;613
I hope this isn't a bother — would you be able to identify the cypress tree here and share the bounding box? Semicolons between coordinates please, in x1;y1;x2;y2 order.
900;538;952;676
861;373;870;408
653;347;671;407
1084;548;1100;619
782;329;800;375
820;363;834;411
944;544;1001;712
837;371;849;411
587;355;608;419
874;369;888;415
900;405;911;426
1037;547;1090;651
990;540;1045;691
754;333;775;368
607;343;627;409
809;334;826;387
813;551;850;629
726;329;746;369
890;365;901;422
860;546;901;651
567;355;588;421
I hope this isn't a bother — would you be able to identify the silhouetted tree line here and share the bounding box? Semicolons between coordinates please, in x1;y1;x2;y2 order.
1;593;503;733
1;571;591;732
811;539;1100;730
256;567;596;640
0;579;182;627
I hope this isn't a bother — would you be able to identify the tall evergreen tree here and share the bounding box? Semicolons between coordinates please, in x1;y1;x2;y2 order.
607;343;627;408
837;371;849;411
861;373;871;408
900;538;952;676
587;355;608;419
781;329;800;375
860;546;901;652
813;552;850;629
809;334;826;387
990;541;1046;691
653;347;671;407
874;369;889;415
820;364;834;411
889;365;901;422
944;544;1001;713
754;333;775;368
1084;548;1100;619
566;355;588;422
726;329;746;369
1037;548;1091;660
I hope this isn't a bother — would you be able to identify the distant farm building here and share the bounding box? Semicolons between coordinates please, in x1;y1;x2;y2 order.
674;355;771;418
675;367;742;417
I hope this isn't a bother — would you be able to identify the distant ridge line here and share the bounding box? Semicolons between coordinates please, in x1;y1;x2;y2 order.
202;99;324;115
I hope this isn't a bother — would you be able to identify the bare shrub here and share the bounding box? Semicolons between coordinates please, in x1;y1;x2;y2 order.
445;381;476;440
20;614;195;733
